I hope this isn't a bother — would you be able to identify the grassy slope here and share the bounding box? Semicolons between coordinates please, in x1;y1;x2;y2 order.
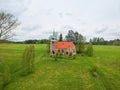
0;44;120;90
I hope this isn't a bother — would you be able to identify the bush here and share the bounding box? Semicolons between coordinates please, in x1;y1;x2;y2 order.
76;43;85;54
69;52;72;56
86;43;93;56
0;59;11;88
21;45;35;76
72;55;76;59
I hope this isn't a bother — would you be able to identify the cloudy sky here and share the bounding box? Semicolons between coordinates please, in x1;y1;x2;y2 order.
0;0;120;41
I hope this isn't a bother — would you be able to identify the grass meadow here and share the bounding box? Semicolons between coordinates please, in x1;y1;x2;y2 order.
0;44;120;90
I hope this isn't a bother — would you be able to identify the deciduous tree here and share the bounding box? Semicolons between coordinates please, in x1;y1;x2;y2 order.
0;10;19;40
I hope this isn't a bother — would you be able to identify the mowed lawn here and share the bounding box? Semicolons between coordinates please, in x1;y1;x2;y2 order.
0;44;120;90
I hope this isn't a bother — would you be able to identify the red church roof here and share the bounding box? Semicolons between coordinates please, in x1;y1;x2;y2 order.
56;42;75;49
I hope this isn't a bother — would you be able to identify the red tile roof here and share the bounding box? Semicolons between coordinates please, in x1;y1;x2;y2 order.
56;42;75;49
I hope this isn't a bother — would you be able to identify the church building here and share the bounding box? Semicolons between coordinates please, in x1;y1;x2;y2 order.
50;31;76;55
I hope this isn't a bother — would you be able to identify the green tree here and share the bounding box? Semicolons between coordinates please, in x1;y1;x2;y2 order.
86;43;93;56
74;31;79;44
21;46;29;75
65;30;76;43
77;34;85;53
29;45;35;73
65;30;85;53
21;45;35;76
0;59;11;88
90;37;105;45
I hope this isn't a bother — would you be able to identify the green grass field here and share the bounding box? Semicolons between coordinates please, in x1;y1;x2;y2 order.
0;44;120;90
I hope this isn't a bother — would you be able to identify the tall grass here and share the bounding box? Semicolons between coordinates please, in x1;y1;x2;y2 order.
0;44;120;90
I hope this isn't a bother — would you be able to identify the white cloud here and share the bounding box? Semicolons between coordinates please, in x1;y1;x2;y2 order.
0;0;120;41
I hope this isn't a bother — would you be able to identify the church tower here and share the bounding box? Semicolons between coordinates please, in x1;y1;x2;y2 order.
50;31;58;55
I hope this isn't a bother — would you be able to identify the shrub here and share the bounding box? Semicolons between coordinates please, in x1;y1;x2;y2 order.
69;52;72;56
86;43;93;56
0;59;11;88
29;45;35;73
21;45;35;76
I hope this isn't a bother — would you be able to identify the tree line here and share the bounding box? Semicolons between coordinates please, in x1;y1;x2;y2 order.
90;37;120;46
0;39;50;44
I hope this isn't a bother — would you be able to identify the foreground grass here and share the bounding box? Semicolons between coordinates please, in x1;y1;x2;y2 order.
0;44;120;90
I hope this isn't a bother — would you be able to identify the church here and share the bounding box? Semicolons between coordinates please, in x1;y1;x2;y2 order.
50;31;76;55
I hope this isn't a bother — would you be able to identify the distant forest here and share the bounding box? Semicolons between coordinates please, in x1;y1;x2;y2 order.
1;38;120;46
89;38;120;46
0;27;120;45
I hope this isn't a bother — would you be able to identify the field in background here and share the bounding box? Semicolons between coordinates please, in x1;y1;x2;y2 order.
0;44;120;90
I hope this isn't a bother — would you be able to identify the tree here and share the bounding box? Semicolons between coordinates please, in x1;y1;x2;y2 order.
76;34;85;53
0;59;11;88
86;43;93;56
65;30;85;53
90;37;105;45
21;45;35;76
74;31;79;44
65;30;76;43
59;33;63;41
0;10;19;40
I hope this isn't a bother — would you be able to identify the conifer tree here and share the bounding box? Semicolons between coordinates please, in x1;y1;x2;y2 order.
59;33;63;41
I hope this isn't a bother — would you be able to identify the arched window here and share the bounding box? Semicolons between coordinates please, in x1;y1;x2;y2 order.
52;51;55;54
66;52;68;55
58;49;60;52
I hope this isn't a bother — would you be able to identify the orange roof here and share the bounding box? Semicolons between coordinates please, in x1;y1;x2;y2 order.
56;42;75;49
